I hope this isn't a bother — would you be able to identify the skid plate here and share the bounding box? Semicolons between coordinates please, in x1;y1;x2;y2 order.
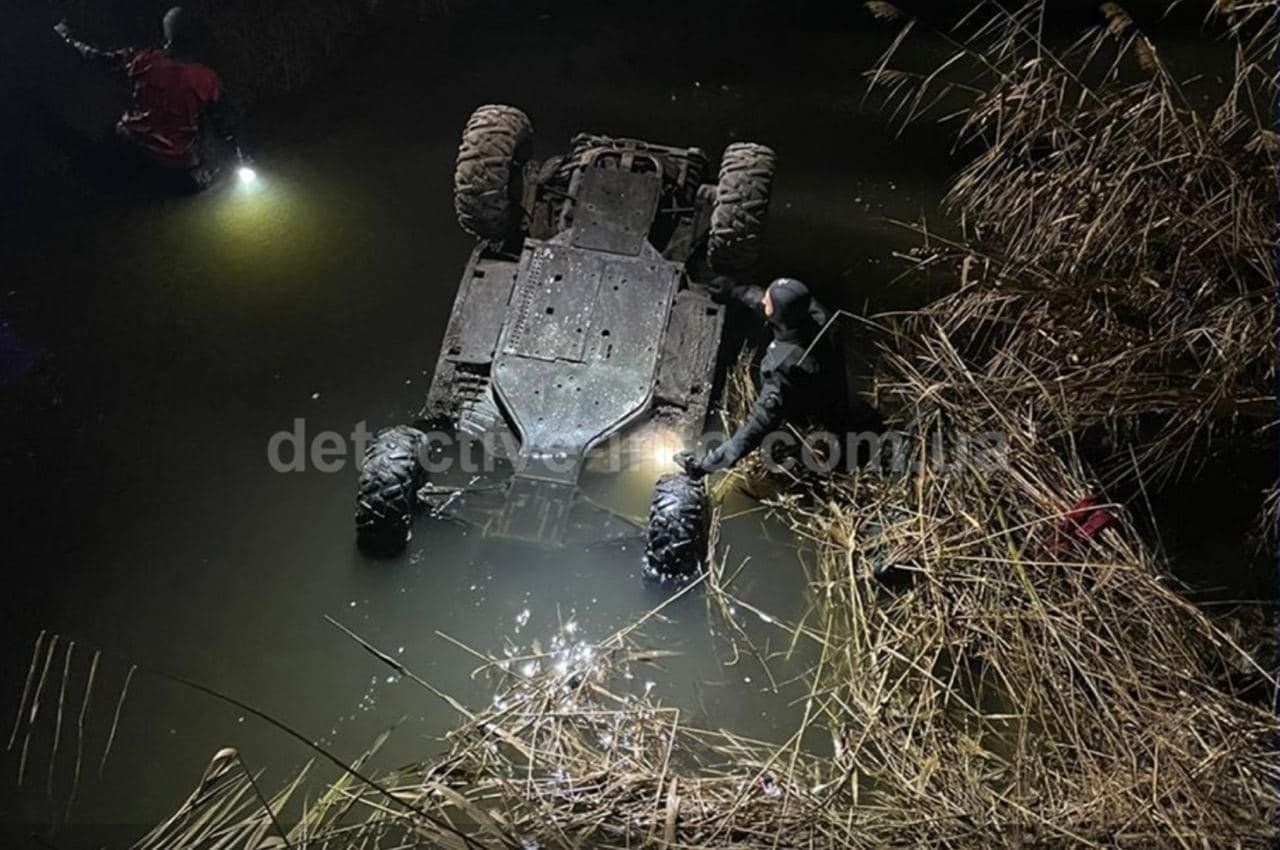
493;237;680;484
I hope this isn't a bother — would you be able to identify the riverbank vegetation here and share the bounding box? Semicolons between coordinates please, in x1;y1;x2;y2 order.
871;0;1277;492
21;1;1276;846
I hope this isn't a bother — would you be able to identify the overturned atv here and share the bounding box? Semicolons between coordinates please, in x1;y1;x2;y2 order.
356;104;776;565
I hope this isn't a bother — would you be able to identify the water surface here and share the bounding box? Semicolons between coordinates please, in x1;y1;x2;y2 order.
0;4;955;839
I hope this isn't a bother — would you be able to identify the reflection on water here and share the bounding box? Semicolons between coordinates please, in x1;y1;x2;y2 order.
582;421;693;517
146;167;338;298
0;3;955;837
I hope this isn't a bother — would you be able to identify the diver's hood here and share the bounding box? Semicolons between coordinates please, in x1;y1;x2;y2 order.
162;6;202;55
767;278;814;340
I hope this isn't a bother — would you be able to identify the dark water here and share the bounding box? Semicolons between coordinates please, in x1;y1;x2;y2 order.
3;2;1254;844
0;4;955;838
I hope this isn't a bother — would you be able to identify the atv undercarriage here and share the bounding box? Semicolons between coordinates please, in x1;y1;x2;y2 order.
356;105;776;557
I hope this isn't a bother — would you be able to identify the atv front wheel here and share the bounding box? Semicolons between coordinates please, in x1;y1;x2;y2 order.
453;104;533;242
644;473;711;583
708;142;776;273
355;425;429;553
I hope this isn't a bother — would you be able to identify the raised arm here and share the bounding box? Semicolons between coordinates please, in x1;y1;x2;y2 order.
54;21;132;72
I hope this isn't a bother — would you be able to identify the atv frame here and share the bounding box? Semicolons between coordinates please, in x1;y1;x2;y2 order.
356;105;775;551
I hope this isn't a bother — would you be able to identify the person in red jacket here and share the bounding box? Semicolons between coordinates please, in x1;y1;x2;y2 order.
54;7;243;192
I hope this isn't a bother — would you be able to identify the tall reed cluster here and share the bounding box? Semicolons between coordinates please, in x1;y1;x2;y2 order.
868;0;1277;489
55;3;1278;847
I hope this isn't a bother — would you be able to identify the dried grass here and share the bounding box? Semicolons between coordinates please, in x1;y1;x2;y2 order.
759;405;1279;847
112;437;1280;847
14;3;1276;847
866;0;1278;488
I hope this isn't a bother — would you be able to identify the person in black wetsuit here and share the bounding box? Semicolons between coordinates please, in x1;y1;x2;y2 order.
679;276;865;478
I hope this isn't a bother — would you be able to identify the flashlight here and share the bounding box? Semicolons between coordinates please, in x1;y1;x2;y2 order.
237;165;258;185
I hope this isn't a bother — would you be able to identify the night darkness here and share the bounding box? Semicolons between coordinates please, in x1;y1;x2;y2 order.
0;1;1276;847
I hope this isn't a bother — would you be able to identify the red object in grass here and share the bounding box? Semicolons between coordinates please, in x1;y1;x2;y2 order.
1045;496;1114;556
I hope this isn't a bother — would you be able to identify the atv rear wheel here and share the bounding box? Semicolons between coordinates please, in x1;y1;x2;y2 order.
644;473;711;583
708;142;776;273
355;425;429;553
454;104;533;242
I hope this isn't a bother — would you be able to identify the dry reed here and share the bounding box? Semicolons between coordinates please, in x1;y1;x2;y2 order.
13;3;1276;847
866;0;1277;490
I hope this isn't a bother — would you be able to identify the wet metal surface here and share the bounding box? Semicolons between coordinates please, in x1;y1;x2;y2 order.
495;240;679;482
0;2;961;837
568;166;662;256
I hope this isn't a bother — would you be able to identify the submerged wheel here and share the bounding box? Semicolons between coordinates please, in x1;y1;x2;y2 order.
708;142;776;273
644;473;711;583
355;425;429;553
453;104;533;242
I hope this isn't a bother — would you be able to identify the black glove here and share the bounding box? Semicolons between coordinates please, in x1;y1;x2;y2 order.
673;451;709;480
708;275;736;305
675;447;731;479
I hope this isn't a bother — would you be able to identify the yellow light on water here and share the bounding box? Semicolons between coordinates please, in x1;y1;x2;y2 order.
187;168;330;292
646;429;683;474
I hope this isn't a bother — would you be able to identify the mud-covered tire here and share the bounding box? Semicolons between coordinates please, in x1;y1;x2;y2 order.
708;142;776;273
453;104;533;242
355;425;428;553
644;473;711;583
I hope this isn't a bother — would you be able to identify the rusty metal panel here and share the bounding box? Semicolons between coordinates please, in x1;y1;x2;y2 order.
492;244;681;483
449;256;521;364
569;166;661;256
423;247;519;421
655;288;724;419
502;244;601;363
